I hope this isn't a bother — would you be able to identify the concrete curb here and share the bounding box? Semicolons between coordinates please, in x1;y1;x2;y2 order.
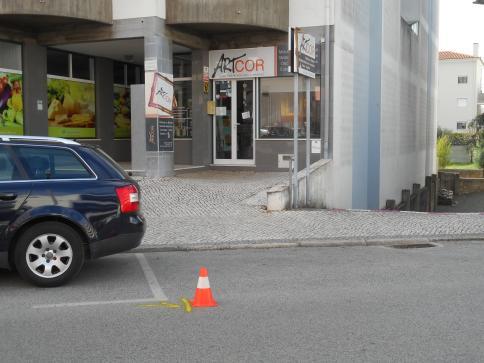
133;233;484;253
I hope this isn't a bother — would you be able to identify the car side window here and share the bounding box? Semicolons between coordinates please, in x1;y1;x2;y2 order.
14;146;93;180
0;145;24;181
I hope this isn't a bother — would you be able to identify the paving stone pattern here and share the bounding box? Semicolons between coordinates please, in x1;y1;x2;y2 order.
138;171;484;247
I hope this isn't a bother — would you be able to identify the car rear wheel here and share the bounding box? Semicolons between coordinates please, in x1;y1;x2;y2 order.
14;222;85;287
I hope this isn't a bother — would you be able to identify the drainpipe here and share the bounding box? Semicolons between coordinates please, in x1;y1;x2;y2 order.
425;0;436;176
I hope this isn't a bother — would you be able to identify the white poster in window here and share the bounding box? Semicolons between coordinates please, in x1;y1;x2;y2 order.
241;111;251;119
216;107;227;116
311;140;321;154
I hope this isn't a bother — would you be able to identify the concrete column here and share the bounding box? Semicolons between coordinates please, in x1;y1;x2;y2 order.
143;34;174;177
22;42;48;136
191;49;212;166
94;57;114;154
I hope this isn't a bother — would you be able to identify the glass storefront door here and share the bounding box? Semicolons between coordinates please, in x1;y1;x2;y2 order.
213;79;255;165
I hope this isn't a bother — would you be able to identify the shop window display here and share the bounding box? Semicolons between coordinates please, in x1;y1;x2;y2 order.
0;41;23;135
173;80;192;138
259;77;321;139
113;62;142;139
47;49;96;139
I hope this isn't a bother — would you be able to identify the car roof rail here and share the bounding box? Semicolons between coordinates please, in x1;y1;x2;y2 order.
0;135;80;145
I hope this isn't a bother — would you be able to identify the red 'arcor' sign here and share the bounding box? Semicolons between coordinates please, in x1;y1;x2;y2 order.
209;47;276;79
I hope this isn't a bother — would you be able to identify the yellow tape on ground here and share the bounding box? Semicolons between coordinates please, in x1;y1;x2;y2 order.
180;298;192;313
138;301;181;309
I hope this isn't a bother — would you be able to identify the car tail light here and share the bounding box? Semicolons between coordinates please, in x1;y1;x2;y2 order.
116;184;140;213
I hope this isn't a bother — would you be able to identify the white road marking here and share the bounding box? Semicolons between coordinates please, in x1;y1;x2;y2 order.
31;253;168;309
32;298;160;309
135;253;168;300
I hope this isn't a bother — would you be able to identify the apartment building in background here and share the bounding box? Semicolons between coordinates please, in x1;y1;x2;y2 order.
0;0;438;209
438;45;484;132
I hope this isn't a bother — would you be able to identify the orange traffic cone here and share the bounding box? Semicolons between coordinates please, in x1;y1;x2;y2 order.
192;267;218;308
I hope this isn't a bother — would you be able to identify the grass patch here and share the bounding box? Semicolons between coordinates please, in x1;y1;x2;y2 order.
445;162;480;170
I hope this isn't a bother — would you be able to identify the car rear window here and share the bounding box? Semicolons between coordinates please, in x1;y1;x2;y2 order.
79;146;130;180
13;145;93;180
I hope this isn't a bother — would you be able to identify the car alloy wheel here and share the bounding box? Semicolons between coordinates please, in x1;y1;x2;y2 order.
25;233;73;278
15;221;85;287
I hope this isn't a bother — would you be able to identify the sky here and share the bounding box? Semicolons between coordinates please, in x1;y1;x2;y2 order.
439;0;484;56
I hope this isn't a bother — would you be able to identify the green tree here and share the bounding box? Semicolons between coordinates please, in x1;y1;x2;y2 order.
468;113;484;145
437;135;452;169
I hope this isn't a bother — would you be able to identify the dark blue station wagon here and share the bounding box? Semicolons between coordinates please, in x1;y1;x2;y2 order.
0;136;145;287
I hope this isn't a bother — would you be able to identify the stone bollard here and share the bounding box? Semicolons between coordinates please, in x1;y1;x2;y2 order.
412;183;420;211
401;189;411;211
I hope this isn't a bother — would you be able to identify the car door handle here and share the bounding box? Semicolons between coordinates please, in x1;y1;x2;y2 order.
0;193;17;201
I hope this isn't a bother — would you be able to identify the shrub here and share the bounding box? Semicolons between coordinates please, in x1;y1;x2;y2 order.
437;135;452;169
447;132;476;146
479;148;484;169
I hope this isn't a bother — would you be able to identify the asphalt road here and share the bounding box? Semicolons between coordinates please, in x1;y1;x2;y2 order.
2;242;484;362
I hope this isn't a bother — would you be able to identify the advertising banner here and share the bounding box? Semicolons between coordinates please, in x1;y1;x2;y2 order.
278;44;321;77
293;29;318;78
114;85;131;139
47;77;95;138
209;47;276;79
145;71;174;118
145;118;174;152
0;70;23;135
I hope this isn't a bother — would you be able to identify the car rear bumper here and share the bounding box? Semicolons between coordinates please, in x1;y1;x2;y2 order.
89;214;145;259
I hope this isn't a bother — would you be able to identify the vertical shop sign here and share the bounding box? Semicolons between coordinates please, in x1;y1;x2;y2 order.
158;118;174;152
292;29;318;79
278;44;320;77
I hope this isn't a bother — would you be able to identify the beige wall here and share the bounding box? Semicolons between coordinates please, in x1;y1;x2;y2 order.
166;0;289;32
0;0;112;24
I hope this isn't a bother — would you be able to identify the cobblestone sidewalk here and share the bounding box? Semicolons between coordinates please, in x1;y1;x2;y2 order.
138;171;484;248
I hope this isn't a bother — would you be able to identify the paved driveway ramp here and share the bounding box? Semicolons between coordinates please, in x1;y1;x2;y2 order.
138;171;484;248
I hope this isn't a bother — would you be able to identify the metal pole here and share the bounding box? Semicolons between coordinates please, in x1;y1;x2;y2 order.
324;26;330;159
288;157;293;209
305;77;310;206
293;74;299;208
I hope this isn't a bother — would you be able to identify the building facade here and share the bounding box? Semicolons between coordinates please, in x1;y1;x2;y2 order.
437;48;484;132
0;0;438;209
